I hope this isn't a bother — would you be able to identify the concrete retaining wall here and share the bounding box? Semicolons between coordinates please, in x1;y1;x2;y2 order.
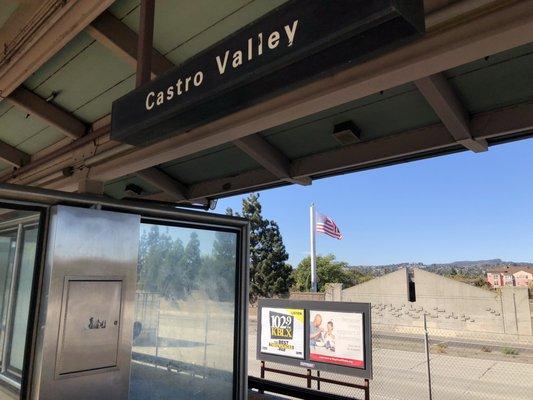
288;291;325;301
334;268;532;337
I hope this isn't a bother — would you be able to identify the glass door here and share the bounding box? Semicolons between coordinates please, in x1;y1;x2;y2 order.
0;210;42;398
129;220;244;400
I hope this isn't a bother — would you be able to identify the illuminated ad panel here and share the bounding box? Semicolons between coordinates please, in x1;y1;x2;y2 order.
308;310;364;368
260;307;304;359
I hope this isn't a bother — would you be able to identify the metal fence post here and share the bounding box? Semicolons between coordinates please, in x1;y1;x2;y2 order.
155;309;160;367
203;303;209;377
260;361;265;394
423;313;433;400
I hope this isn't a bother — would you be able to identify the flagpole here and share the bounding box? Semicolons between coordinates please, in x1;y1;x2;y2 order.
310;203;317;292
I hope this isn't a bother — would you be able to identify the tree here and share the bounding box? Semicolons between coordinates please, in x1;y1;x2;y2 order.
138;226;202;299
182;232;201;294
199;230;237;301
138;225;168;292
346;268;373;286
238;193;292;301
153;229;174;295
162;237;185;298
292;254;353;292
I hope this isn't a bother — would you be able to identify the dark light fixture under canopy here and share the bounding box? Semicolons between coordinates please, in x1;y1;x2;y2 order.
332;121;361;145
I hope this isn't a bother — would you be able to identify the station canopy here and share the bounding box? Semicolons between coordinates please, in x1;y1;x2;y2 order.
0;0;531;207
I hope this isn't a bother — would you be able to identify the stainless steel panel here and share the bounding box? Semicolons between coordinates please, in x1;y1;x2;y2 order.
57;279;122;376
31;206;139;400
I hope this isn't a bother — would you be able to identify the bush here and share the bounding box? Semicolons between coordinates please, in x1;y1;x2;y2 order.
292;254;352;292
434;343;448;353
501;347;519;356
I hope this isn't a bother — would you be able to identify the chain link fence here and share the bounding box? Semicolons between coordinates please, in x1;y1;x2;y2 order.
248;307;533;400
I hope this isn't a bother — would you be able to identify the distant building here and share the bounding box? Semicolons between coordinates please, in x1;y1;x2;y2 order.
487;266;533;288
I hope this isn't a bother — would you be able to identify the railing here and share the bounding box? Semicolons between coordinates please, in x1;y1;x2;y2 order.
249;376;362;400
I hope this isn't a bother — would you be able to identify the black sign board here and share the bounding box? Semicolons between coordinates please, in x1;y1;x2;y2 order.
111;0;424;146
257;299;373;379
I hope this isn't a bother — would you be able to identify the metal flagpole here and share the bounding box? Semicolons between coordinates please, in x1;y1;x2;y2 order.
310;203;317;292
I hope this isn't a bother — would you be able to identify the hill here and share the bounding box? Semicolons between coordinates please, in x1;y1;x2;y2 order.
348;259;533;283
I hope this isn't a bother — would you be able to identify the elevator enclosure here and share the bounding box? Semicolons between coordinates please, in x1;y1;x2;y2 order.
0;184;249;400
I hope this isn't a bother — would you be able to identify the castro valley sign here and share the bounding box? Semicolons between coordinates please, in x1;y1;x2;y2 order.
144;20;299;112
111;0;424;146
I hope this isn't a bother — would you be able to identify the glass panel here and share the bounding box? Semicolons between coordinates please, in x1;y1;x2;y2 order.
129;223;238;400
8;226;38;372
0;230;17;364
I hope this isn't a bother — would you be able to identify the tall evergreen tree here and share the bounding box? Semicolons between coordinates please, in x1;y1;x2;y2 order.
182;231;201;293
155;229;173;294
239;193;292;301
138;229;149;284
162;237;185;298
139;225;166;292
214;231;237;297
199;230;237;301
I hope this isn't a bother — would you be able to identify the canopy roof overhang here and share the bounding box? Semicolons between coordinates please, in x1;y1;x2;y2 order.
0;0;532;206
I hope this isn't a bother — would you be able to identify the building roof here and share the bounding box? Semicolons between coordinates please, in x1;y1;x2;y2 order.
487;266;533;275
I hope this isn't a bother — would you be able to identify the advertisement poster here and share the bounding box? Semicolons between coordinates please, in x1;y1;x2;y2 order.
308;310;365;368
260;307;304;359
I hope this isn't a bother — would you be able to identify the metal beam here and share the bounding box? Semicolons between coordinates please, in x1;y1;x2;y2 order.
187;101;533;200
233;135;310;185
415;73;487;152
0;0;115;98
79;0;533;183
136;167;188;201
136;0;156;87
0;141;30;169
7;87;86;139
87;11;173;79
188;168;279;201
24;100;533;195
189;125;453;200
77;179;104;195
136;191;210;207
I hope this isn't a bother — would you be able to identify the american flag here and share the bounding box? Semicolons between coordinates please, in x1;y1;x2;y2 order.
316;212;343;240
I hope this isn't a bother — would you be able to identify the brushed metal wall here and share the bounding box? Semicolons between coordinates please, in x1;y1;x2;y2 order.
30;206;139;400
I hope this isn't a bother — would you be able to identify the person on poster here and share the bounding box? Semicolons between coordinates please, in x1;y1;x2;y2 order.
324;320;335;351
310;313;324;346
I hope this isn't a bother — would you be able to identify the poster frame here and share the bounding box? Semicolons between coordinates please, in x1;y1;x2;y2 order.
257;304;306;360
256;299;372;379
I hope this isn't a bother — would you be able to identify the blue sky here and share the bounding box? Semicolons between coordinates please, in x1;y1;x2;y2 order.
214;138;533;267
